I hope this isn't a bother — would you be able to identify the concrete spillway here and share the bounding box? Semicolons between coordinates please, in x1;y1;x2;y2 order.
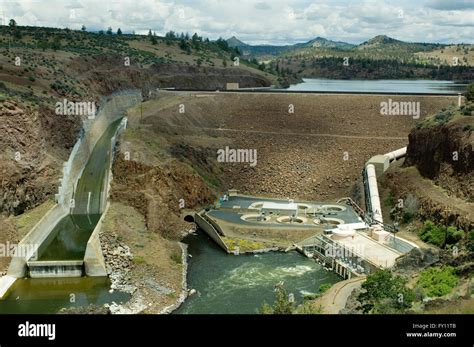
36;118;123;263
24;119;122;277
2;91;142;290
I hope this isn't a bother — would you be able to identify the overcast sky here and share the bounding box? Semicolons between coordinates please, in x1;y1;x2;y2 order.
1;0;473;45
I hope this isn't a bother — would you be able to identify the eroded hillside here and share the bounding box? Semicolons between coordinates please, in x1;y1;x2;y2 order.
0;26;272;217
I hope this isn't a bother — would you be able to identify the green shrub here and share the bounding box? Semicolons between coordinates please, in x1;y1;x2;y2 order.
170;251;182;264
260;283;294;314
318;283;332;293
133;256;145;264
358;270;415;314
468;230;474;252
384;193;394;208
446;226;464;244
419;221;445;247
465;82;474;102
419;221;464;247
402;212;414;224
417;266;458;297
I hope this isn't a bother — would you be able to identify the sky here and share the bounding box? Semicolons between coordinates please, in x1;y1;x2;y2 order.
1;0;473;45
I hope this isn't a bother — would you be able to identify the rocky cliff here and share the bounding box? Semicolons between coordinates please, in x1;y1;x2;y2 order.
383;101;474;232
404;102;474;201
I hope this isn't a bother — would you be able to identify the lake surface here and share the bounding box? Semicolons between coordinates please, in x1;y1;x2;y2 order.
286;79;466;94
175;231;340;314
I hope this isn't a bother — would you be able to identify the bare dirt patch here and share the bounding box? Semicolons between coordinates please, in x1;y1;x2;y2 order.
126;92;456;202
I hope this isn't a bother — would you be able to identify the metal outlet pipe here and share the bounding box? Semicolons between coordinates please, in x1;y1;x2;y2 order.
366;164;383;223
384;147;407;162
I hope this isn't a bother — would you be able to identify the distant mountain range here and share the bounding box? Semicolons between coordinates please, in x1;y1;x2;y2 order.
227;35;445;58
227;35;354;57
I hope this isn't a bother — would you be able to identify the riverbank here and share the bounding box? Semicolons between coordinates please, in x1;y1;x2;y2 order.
97;202;188;314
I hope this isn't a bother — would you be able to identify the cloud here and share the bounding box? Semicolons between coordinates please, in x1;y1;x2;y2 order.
425;0;474;11
254;2;271;11
1;0;473;44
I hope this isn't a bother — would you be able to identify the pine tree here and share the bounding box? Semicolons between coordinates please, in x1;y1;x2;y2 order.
151;32;157;45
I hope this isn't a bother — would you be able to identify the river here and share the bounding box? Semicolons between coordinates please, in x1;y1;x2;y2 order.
286;78;466;94
175;231;340;314
0;277;129;314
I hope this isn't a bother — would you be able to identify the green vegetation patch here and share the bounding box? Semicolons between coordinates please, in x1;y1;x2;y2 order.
417;85;474;129
357;270;415;314
318;283;332;293
465;82;474;102
225;237;265;252
417;105;458;129
419;221;464;248
416;266;458;298
260;284;294;314
468;230;474;252
170;251;182;264
384;192;395;208
133;255;146;264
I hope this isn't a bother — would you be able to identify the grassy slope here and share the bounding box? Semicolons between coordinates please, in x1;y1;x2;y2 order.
0;25;277;93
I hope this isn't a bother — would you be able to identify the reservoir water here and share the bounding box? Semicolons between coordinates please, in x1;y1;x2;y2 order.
286;78;466;94
175;231;340;314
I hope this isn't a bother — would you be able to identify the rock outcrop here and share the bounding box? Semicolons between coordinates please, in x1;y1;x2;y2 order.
404;105;474;202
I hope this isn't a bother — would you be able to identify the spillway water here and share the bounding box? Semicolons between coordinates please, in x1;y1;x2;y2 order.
37;118;122;261
0;119;126;313
175;231;340;314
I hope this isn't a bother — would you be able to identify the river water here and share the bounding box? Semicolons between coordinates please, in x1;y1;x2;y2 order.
175;231;340;314
0;277;130;314
286;78;466;94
